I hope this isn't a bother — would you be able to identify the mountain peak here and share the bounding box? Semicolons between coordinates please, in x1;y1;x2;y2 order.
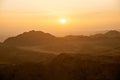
105;30;120;37
4;30;56;46
17;30;55;37
106;30;120;34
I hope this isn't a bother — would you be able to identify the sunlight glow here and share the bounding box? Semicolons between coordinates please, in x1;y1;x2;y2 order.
60;18;67;24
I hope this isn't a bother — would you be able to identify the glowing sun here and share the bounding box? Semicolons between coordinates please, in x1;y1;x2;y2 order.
60;18;67;24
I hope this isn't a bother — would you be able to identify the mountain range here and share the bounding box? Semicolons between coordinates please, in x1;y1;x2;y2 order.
0;30;120;80
2;30;120;54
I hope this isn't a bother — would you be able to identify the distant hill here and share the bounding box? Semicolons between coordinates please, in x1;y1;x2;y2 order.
105;30;120;37
3;30;120;54
91;30;120;38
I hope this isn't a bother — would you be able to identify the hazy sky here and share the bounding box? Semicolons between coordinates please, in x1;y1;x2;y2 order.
0;0;120;41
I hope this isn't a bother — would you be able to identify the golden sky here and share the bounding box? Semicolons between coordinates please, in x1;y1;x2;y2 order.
0;0;120;39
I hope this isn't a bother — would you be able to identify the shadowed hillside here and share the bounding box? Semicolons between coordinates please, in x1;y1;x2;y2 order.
0;51;120;80
0;45;55;64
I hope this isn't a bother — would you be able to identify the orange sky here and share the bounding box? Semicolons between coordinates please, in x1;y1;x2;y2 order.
0;0;120;41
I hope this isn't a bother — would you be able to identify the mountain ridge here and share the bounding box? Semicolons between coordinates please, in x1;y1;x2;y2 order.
2;30;120;53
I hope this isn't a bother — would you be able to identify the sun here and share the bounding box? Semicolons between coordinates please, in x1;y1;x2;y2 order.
60;18;67;24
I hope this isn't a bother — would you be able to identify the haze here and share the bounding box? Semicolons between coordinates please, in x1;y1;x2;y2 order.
0;0;120;41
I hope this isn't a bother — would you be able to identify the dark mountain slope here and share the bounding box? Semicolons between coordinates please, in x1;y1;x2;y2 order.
0;50;120;80
0;45;55;64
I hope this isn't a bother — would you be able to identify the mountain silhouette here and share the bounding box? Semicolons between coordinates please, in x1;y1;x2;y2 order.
105;30;120;37
3;30;120;53
4;30;56;46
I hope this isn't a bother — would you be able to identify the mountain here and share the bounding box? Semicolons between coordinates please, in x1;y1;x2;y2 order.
4;30;56;46
91;30;120;38
105;30;120;37
3;30;120;54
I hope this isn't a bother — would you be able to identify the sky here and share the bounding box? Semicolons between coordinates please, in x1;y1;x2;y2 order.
0;0;120;41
